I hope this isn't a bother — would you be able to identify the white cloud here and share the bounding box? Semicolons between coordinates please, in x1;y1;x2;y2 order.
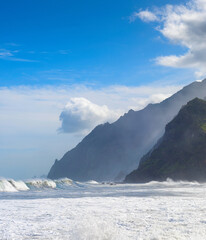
135;0;206;77
130;10;158;22
59;98;119;133
0;83;182;135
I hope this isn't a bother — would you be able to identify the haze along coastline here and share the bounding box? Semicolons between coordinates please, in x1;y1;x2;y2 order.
125;98;206;183
48;79;206;182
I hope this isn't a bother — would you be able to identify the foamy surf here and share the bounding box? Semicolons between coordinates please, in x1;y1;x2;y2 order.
8;179;29;191
0;177;83;192
0;179;18;192
26;179;57;189
1;180;206;239
0;177;203;193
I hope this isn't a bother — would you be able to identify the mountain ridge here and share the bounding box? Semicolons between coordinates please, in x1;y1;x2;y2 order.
48;79;206;181
125;98;206;183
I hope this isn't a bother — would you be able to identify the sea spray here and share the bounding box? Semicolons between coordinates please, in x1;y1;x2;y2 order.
0;179;17;192
8;179;29;191
26;179;57;189
0;177;86;192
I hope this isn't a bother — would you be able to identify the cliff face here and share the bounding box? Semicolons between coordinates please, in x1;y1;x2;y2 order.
48;79;206;181
125;98;206;183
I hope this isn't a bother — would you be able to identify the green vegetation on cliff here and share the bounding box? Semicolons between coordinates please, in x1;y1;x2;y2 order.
125;98;206;183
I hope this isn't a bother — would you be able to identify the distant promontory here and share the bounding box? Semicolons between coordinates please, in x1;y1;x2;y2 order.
48;79;206;181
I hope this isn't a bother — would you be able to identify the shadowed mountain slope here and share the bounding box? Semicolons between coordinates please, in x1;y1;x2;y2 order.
48;79;206;181
125;98;206;183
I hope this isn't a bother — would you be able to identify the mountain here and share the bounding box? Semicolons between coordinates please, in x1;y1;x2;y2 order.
125;98;206;183
48;79;206;181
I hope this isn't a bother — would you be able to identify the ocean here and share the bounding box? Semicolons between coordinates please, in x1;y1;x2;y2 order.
0;178;206;239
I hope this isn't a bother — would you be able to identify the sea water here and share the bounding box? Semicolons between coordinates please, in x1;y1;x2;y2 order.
0;178;206;239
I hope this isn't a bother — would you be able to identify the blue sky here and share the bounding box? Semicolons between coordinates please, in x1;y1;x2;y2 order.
1;0;206;179
0;0;191;87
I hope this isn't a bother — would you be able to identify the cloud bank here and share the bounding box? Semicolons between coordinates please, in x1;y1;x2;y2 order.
58;85;182;134
0;83;182;136
59;98;119;134
133;0;206;78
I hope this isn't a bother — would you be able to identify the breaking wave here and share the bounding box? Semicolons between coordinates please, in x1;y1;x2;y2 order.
0;179;18;192
9;179;29;191
26;179;57;189
0;177;101;192
0;177;202;193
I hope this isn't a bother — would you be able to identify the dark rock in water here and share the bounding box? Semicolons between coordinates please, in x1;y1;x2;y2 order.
125;98;206;183
48;79;206;181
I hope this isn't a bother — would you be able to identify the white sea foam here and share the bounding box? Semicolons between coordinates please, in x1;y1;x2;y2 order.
1;179;206;239
0;177;84;192
8;179;29;191
26;179;57;189
85;180;99;184
0;179;17;192
55;177;73;186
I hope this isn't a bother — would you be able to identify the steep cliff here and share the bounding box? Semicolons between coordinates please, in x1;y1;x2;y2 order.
48;79;206;181
125;98;206;183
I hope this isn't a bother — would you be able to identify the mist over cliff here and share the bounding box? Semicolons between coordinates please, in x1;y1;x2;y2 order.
125;98;206;183
48;79;206;181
